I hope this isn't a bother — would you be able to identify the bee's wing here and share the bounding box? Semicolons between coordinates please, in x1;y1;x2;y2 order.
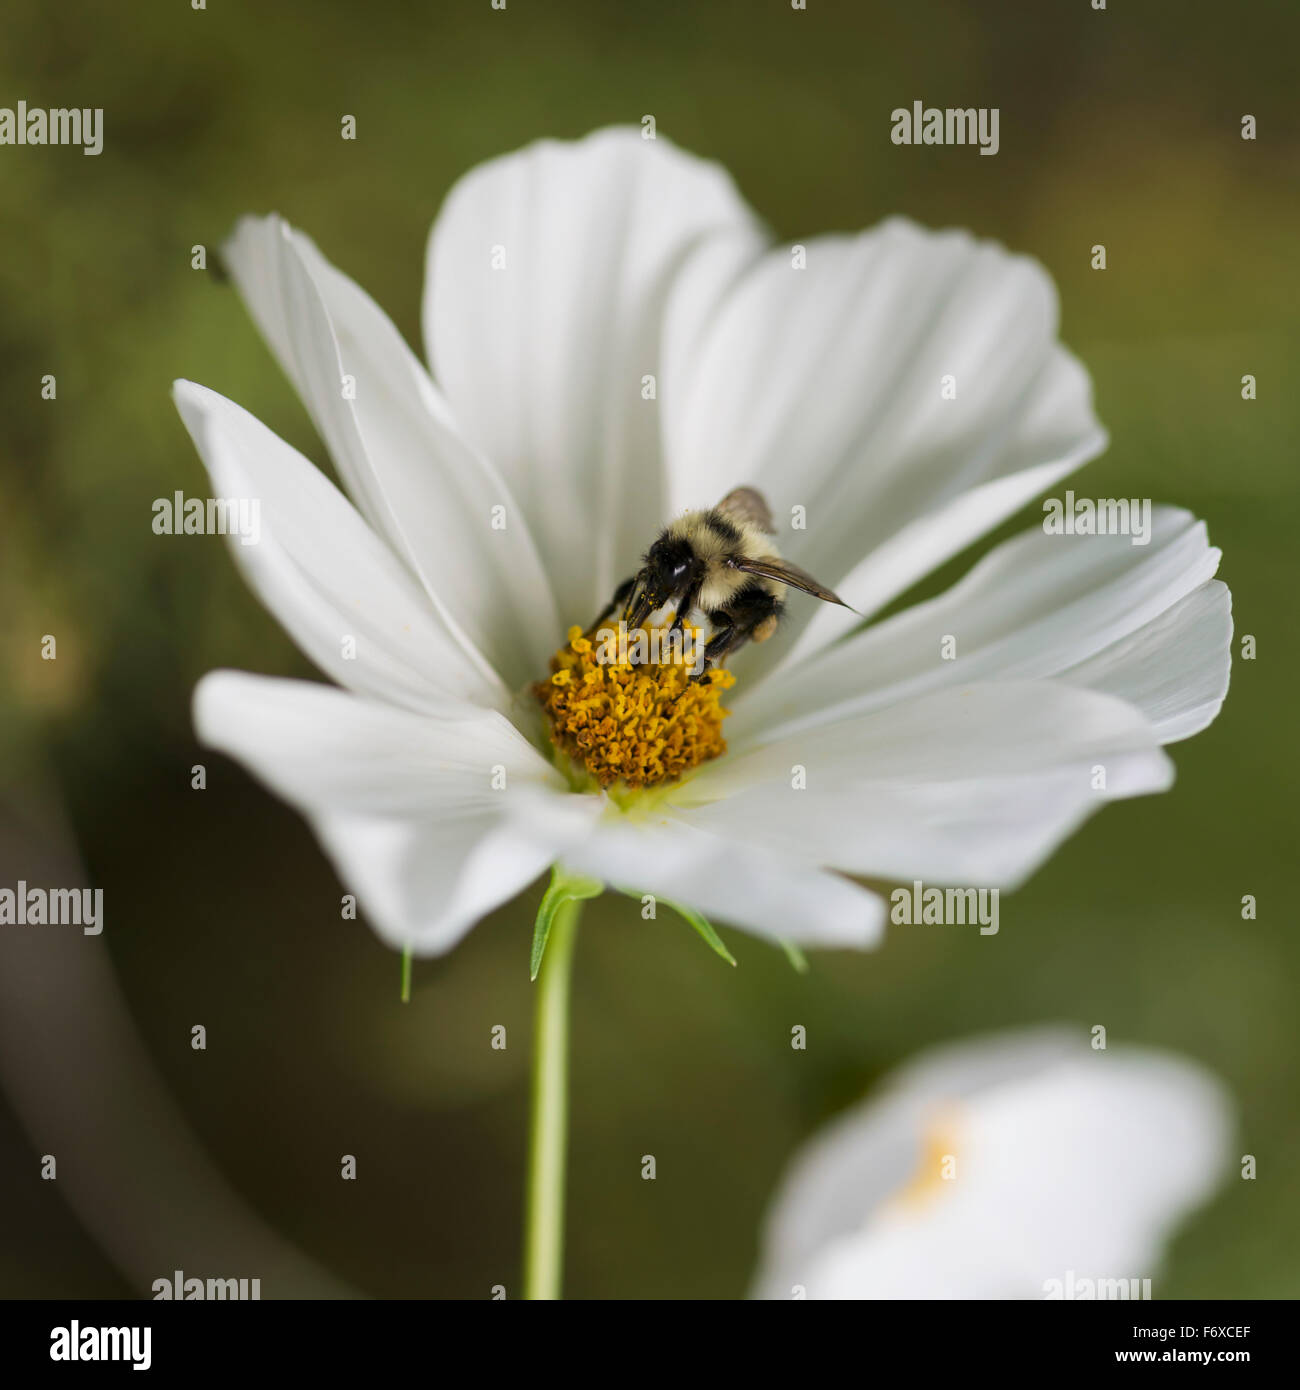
716;486;776;535
732;556;855;610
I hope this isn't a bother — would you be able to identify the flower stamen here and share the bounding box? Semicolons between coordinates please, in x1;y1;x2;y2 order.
533;624;735;790
888;1107;965;1213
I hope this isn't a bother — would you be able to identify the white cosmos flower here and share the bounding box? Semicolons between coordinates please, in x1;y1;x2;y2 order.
752;1028;1233;1299
175;127;1231;957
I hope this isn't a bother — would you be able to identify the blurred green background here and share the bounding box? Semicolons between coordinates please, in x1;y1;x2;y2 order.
1;0;1296;1298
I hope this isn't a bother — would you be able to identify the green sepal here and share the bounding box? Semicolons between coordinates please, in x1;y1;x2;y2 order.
665;899;737;967
614;886;738;968
779;940;809;974
531;866;603;980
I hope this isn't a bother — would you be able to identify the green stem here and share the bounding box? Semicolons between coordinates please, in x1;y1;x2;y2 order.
523;895;581;1300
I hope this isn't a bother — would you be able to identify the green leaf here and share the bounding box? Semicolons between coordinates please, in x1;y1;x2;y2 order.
663;899;737;968
531;866;603;980
779;939;809;974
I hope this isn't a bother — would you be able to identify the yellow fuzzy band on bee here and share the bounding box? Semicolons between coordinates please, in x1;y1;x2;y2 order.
533;625;735;790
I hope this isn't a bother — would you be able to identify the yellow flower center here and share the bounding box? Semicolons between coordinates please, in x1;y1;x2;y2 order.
889;1107;964;1212
533;623;735;791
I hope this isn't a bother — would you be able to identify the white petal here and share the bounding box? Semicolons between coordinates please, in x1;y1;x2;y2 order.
732;507;1229;747
423;126;767;621
559;814;885;950
754;1028;1232;1299
754;1027;1082;1297
663;219;1106;682
223;216;559;687
193;669;559;813
1066;581;1231;743
310;811;556;956
174;382;500;711
193;670;570;953
679;681;1173;888
962;1054;1230;1287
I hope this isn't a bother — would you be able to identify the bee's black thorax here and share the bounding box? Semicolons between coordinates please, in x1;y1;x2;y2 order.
701;509;743;546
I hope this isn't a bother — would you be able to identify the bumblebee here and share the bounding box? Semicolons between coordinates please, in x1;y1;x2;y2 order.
594;486;851;677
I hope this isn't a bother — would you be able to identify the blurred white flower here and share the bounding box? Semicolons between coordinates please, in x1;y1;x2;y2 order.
752;1028;1233;1299
174;127;1230;956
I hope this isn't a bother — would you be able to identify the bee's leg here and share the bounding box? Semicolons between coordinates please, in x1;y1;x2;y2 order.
702;588;780;672
666;577;704;644
690;610;744;683
588;576;635;634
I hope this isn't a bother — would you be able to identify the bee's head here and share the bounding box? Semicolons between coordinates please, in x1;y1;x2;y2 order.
625;535;703;629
